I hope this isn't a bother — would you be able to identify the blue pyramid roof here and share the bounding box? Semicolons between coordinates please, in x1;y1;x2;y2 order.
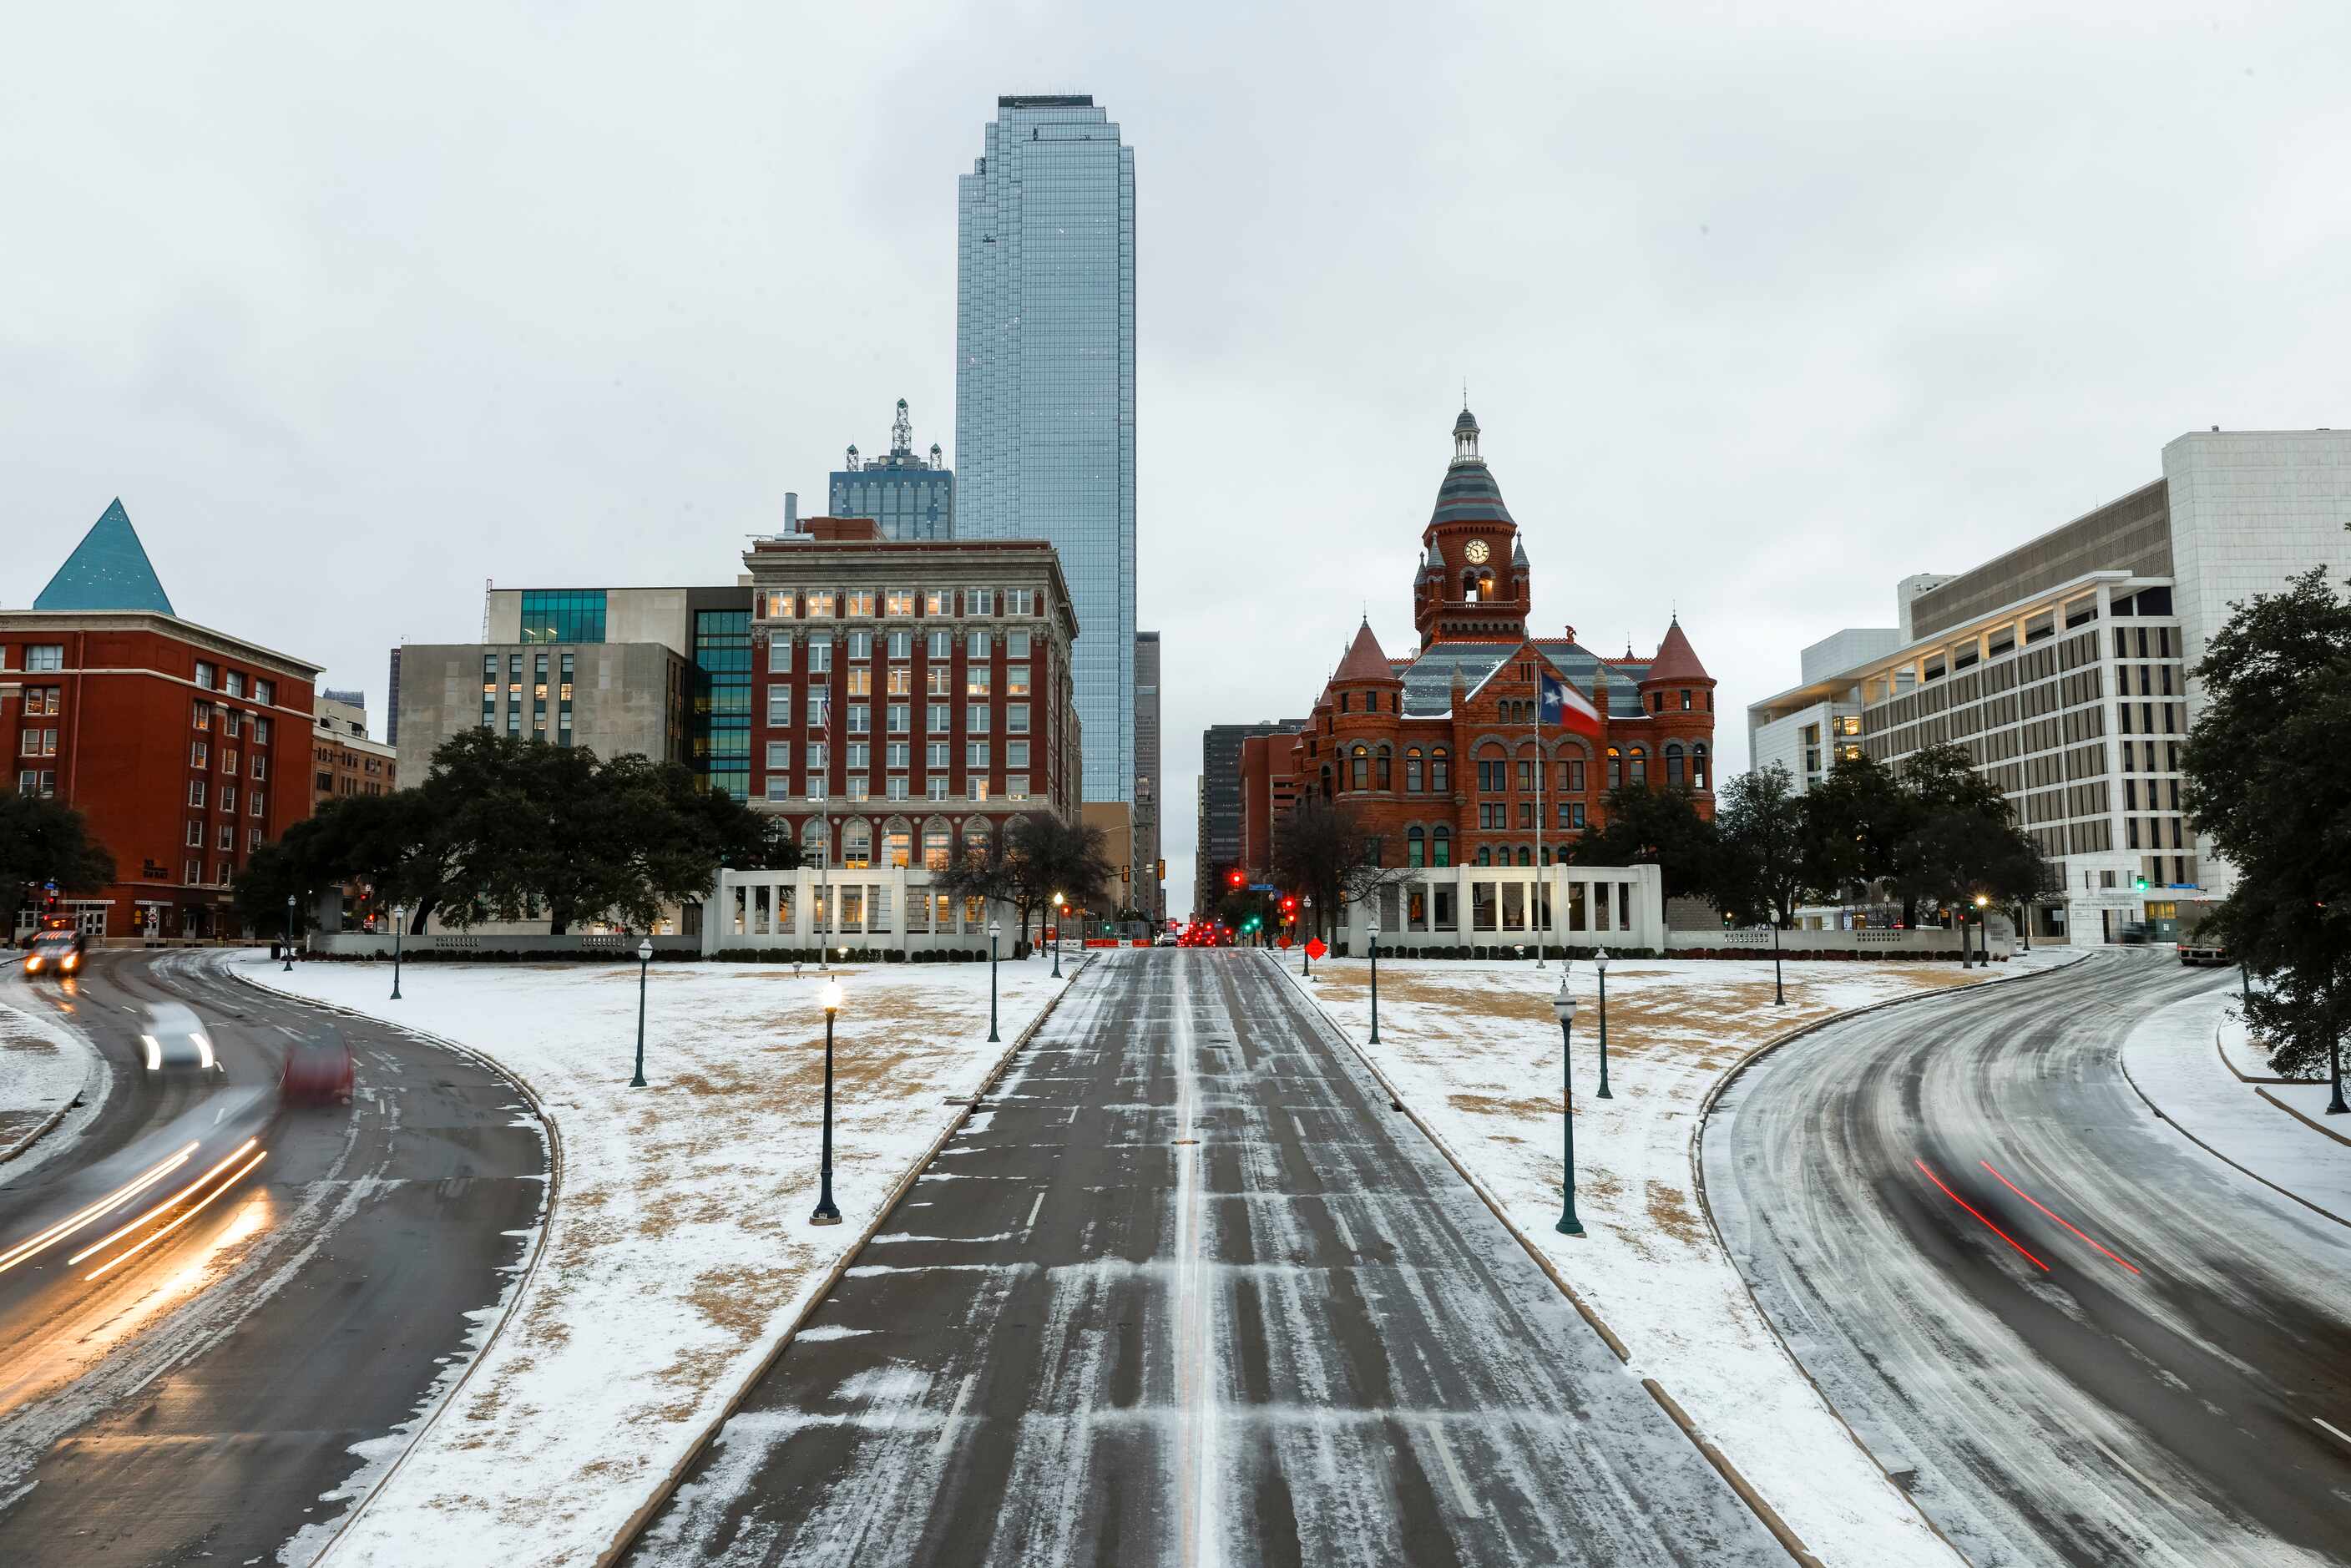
33;499;175;615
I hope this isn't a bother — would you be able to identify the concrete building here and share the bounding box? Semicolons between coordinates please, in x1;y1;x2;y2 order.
1133;630;1161;922
5;500;318;938
741;517;1084;876
312;688;396;807
395;586;736;790
957;94;1137;807
830;399;954;540
1750;428;2351;943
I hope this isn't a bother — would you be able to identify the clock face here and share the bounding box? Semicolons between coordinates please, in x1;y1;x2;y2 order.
1464;539;1491;564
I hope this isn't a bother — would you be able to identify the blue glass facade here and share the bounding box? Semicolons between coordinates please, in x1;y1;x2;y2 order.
692;607;752;800
956;94;1136;803
519;589;608;645
830;399;954;540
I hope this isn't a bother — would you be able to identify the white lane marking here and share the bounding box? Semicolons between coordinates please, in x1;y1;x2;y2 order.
1292;1113;1308;1141
1171;954;1222;1568
931;1372;978;1465
2317;1417;2351;1451
1024;1190;1046;1236
1426;1419;1483;1516
1330;1208;1358;1257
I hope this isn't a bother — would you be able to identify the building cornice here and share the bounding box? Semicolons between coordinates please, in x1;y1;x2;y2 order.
0;610;323;681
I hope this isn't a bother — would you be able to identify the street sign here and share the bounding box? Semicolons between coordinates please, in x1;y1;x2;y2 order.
1306;938;1327;961
1277;936;1292;949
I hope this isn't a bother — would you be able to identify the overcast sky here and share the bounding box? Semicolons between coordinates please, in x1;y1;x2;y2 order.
6;3;2346;917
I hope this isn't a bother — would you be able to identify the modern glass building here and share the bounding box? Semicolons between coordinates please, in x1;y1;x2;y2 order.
956;94;1136;804
829;399;954;540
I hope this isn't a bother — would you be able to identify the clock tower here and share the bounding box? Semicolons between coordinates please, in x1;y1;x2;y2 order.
1414;406;1532;648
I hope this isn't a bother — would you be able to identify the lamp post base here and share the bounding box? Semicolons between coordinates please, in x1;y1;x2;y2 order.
1555;1212;1585;1237
809;1206;842;1226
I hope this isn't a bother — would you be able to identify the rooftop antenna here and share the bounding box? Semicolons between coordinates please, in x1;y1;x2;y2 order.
481;578;493;641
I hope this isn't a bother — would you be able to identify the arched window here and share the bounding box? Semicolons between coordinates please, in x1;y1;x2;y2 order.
1377;746;1393;791
1405;747;1423;792
1666;742;1686;787
1607;746;1622;789
800;817;829;866
1475;846;1493;867
1476;742;1508;794
1693;743;1711;790
882;817;912;869
1432;825;1452;867
1351;745;1369;791
844;817;873;869
962;818;993;865
1431;748;1450;794
1320;763;1333;800
1629;746;1648;787
922;819;952;872
1407;826;1426;867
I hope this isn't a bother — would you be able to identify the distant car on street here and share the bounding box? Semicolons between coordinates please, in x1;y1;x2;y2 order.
2179;942;2230;968
280;1036;356;1106
22;926;86;979
139;1000;220;1073
1154;932;1177;947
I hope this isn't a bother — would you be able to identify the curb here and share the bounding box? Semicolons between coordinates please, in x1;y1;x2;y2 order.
2252;1087;2351;1151
598;954;1096;1567
219;953;568;1565
2212;1024;2308;1087
1259;952;1819;1566
0;995;109;1166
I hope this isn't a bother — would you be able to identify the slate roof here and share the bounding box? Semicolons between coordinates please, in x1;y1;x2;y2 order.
1393;640;1651;720
1332;620;1397;683
1427;458;1515;528
1643;617;1711;683
33;498;175;615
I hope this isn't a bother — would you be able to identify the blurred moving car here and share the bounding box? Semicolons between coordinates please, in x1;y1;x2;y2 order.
280;1037;355;1105
139;1000;220;1073
1154;932;1178;947
22;926;86;979
2179;942;2230;968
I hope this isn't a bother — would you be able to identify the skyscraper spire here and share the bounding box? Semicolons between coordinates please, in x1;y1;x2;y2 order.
892;398;913;455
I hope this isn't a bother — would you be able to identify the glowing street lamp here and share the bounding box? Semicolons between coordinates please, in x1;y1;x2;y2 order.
1594;947;1613;1100
1051;892;1065;979
986;919;1003;1044
1974;893;1990;969
391;903;408;1001
283;894;296;972
811;978;845;1225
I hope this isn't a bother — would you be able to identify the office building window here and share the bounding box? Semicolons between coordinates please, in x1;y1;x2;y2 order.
966;741;990;769
767;686;791;726
968;665;991;695
1006;776;1029;801
221;786;236;812
847;742;871;771
887;703;909;733
255;679;275;706
806;742;827;770
887;776;909;801
887;630;913;660
1007;704;1030;734
927;630;953;659
928;702;950;732
847;704;870;734
927;741;950;769
1006;665;1029;696
805;589;836;619
764;777;788;801
186;820;204;846
927;665;953;696
927;776;948;800
1008;741;1030;768
194;659;216;688
519;589;607;645
970;778;991;802
1008;630;1031;658
844;590;876;617
250;793;265;817
967;589;995;616
885;589;917;617
1005;589;1036;615
191;741;209;768
189;780;206;807
761;590;796;620
217;824;234;851
847;630;872;661
887;666;913;696
923;589;951;615
225;670;246;698
968;704;990;734
808;635;833;673
249;827;261;850
184;858;200;884
251;756;266;781
766;741;790;769
968;630;992;660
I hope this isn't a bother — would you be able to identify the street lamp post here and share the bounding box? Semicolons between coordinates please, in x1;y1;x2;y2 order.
284;894;296;971
1553;973;1584;1237
1768;918;1784;1006
986;919;1002;1044
811;979;844;1224
1368;927;1381;1044
1302;895;1314;977
1974;893;1990;969
390;903;407;1001
629;937;654;1087
1594;947;1612;1099
1051;893;1064;979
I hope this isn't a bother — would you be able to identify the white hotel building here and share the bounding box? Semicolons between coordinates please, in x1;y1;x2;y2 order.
1750;429;2351;946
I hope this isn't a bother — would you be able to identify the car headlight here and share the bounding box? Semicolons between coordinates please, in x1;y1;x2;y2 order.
142;1034;161;1070
194;1033;215;1070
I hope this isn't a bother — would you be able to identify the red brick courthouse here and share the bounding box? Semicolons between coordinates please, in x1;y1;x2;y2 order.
1234;408;1716;887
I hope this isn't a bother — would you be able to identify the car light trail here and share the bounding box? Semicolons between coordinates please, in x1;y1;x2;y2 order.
1978;1161;2140;1275
68;1138;261;1267
83;1148;266;1282
1914;1158;2050;1272
0;1143;199;1275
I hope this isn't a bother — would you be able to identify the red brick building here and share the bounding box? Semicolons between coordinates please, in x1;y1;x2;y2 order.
1233;408;1716;878
4;502;319;939
741;518;1084;872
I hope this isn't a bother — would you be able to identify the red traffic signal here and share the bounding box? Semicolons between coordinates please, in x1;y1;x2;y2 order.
1279;895;1297;913
1226;867;1245;890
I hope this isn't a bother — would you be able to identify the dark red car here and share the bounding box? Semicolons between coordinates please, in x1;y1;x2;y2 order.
280;1039;355;1106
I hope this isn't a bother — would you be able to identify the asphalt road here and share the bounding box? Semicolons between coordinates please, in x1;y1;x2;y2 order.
0;948;545;1566
631;947;1781;1568
1705;950;2351;1568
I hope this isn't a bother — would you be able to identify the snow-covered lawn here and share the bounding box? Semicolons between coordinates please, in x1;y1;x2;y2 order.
228;950;1074;1568
1297;950;2075;1568
0;988;101;1166
2130;986;2351;1223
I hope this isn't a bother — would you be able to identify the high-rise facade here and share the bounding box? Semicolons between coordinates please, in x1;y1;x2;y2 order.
1134;630;1161;922
829;399;954;540
956;94;1136;806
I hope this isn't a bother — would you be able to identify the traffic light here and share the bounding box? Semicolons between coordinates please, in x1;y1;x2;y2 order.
2133;874;2150;893
1121;863;1130;885
1155;859;1166;882
1279;895;1297;914
1226;867;1245;890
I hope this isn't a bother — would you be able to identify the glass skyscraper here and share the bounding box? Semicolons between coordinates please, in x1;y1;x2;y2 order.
957;94;1136;804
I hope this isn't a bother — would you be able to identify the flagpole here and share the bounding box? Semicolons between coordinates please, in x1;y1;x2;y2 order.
1534;670;1546;971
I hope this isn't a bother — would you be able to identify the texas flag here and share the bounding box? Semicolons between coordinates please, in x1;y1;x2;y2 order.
1538;670;1604;738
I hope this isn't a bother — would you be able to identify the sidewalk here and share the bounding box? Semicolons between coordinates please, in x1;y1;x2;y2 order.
2121;988;2351;1227
0;993;105;1169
